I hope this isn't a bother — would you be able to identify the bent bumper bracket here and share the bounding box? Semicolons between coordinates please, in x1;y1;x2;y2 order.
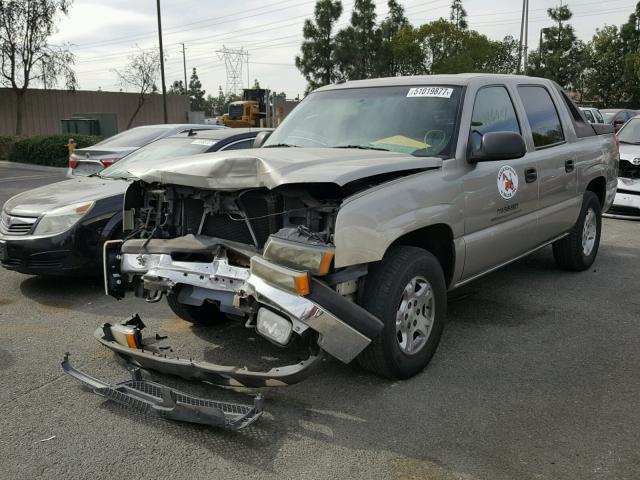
62;353;264;429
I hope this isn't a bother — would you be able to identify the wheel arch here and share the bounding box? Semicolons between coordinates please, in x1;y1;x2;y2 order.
388;223;456;288
585;176;606;206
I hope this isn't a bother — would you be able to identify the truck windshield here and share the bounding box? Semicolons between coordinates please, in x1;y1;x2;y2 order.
618;118;640;144
264;85;462;157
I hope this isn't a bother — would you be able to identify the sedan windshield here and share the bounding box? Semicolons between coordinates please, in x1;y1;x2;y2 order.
264;85;462;157
100;137;218;179
618;118;640;144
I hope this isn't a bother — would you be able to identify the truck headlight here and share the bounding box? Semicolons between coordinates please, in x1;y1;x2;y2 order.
33;201;94;236
263;236;334;276
250;256;310;296
256;308;293;345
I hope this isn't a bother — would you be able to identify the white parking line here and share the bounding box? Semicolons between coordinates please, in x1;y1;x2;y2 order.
0;173;61;183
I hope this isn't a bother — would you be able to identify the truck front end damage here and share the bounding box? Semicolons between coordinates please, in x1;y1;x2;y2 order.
64;179;386;427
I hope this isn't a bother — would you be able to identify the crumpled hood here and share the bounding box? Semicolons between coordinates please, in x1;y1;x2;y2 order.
128;148;443;190
618;177;640;193
3;176;128;217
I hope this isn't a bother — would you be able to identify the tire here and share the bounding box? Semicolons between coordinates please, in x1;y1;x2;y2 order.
552;191;602;271
166;291;226;325
357;246;447;379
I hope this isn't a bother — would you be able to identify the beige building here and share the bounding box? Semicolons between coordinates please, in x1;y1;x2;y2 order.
0;88;189;136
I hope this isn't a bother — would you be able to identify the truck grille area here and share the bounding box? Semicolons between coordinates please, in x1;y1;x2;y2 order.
199;191;280;247
228;104;244;120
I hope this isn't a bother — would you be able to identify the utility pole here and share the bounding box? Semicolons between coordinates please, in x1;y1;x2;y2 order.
181;43;188;100
246;52;250;89
523;0;529;73
156;0;168;123
517;0;526;74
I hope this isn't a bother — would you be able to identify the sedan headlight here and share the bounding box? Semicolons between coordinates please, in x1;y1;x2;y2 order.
263;235;334;276
632;158;640;165
33;201;94;236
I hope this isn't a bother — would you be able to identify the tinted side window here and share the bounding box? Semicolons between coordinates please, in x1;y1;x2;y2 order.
471;86;520;136
518;86;564;148
220;139;254;151
469;86;520;155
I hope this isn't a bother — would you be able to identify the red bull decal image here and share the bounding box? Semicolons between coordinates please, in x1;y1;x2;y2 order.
497;165;518;200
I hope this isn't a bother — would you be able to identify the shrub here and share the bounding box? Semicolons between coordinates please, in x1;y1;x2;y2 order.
0;135;18;161
8;134;102;167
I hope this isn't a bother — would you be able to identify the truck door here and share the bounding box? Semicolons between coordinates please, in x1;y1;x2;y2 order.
461;85;540;280
516;85;579;243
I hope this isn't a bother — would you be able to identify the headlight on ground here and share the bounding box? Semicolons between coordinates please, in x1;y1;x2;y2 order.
33;201;94;236
263;236;334;275
256;308;293;345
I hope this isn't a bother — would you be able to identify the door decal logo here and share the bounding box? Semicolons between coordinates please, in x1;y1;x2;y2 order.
497;165;518;200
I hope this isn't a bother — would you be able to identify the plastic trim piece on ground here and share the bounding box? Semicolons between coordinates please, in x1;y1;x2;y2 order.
61;353;264;429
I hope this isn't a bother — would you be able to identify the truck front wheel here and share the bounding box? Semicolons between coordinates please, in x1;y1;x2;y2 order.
552;191;602;271
357;246;447;379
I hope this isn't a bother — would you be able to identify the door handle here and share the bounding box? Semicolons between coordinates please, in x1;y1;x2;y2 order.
565;159;575;172
525;167;537;183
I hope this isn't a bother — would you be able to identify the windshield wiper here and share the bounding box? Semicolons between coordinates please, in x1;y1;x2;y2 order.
331;145;391;152
263;143;298;148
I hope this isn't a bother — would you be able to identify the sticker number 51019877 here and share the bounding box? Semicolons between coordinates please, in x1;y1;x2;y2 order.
406;87;454;98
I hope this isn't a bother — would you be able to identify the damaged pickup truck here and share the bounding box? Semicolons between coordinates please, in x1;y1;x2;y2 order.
65;74;618;428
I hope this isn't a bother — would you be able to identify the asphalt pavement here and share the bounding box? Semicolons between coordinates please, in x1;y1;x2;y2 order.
0;162;639;480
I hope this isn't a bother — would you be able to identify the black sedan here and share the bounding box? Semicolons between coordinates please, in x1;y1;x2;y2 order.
0;128;269;276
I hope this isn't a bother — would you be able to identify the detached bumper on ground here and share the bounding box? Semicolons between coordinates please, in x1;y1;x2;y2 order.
62;353;264;429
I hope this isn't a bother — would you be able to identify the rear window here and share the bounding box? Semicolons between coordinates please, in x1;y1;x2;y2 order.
100;137;218;179
518;86;564;148
94;127;169;149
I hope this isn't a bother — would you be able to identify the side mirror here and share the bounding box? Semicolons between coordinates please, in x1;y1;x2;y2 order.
468;131;527;163
253;131;272;148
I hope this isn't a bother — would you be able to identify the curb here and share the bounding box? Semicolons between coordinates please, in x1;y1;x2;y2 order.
0;161;67;173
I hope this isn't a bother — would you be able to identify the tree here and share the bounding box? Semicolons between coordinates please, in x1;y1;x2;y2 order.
585;26;626;106
295;0;343;92
169;79;185;95
0;0;77;134
527;5;584;90
620;2;640;105
376;0;409;76
188;67;205;111
335;0;379;80
115;49;159;129
449;0;468;30
485;36;520;74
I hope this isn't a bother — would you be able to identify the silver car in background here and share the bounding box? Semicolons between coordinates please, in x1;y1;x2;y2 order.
68;124;225;177
606;115;640;219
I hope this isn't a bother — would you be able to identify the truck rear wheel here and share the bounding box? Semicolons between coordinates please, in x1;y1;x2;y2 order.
166;291;226;325
357;246;446;379
552;191;602;271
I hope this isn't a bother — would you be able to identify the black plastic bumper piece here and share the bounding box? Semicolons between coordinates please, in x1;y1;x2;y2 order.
308;278;384;340
62;353;264;429
95;323;324;388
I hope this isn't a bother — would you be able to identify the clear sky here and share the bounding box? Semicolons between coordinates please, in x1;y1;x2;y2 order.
48;0;637;98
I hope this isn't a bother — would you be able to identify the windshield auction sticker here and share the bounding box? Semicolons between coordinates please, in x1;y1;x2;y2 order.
497;165;518;200
191;139;217;146
406;87;454;98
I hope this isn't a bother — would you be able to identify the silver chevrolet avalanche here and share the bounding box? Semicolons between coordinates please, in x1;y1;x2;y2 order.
64;74;618;428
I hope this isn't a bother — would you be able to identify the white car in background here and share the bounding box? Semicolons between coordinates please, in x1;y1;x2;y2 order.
580;107;605;124
606;115;640;219
68;124;225;177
